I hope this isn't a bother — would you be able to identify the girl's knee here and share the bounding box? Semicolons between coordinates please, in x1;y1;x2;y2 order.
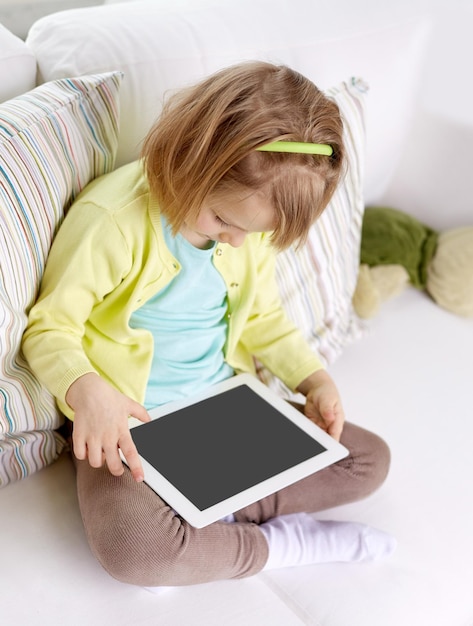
367;430;391;490
339;422;391;498
87;508;188;586
76;466;186;586
352;426;391;496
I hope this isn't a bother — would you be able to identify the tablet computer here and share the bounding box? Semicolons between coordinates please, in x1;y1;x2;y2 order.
124;373;348;528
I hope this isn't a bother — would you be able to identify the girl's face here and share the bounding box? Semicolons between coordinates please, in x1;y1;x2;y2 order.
181;190;276;249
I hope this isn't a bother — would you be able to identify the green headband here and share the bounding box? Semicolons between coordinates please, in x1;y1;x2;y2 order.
256;141;333;156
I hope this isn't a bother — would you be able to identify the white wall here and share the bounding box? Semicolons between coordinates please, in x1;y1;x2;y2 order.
378;0;473;229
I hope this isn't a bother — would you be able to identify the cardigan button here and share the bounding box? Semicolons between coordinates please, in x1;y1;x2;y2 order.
215;248;223;256
230;282;239;288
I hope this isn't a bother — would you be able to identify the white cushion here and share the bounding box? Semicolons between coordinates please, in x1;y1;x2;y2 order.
26;0;431;203
0;23;36;103
0;72;122;486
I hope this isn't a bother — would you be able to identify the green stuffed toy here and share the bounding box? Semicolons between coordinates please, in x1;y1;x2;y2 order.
352;206;473;318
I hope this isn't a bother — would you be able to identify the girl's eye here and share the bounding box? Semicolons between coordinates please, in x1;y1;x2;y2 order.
215;214;232;228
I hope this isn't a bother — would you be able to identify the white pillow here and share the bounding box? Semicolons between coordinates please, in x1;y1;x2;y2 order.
0;72;122;486
0;23;36;102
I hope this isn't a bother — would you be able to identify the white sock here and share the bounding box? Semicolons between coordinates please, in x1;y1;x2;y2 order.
259;512;396;570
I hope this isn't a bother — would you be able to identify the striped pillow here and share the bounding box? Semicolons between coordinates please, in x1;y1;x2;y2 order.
0;72;122;486
259;78;368;398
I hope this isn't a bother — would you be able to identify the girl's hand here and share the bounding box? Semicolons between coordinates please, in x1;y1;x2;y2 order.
296;370;345;441
66;373;151;482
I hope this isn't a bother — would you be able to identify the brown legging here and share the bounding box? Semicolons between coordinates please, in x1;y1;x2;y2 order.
72;421;390;587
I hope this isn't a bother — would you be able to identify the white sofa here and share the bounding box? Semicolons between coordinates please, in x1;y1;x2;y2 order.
1;1;472;625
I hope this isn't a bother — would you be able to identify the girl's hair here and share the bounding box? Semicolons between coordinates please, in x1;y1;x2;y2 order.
142;61;345;250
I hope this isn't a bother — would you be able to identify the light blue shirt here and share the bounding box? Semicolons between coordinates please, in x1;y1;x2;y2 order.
129;216;233;407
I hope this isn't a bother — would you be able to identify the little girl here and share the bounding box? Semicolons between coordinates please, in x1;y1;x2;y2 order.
22;61;395;586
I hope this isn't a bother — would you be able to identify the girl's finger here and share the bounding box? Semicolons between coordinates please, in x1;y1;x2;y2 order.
119;434;144;482
87;440;106;468
71;432;87;460
103;445;125;477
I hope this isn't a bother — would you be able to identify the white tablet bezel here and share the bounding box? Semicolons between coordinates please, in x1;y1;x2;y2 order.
123;373;348;528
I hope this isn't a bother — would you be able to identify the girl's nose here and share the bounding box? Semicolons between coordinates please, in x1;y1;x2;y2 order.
220;230;246;247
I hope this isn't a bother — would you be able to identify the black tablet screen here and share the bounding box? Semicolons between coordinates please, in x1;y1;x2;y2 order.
131;384;327;510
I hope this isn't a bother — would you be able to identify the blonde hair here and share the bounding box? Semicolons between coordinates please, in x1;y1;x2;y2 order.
142;61;344;250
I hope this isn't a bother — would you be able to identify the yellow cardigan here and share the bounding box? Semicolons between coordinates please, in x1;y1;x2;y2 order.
22;161;322;418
